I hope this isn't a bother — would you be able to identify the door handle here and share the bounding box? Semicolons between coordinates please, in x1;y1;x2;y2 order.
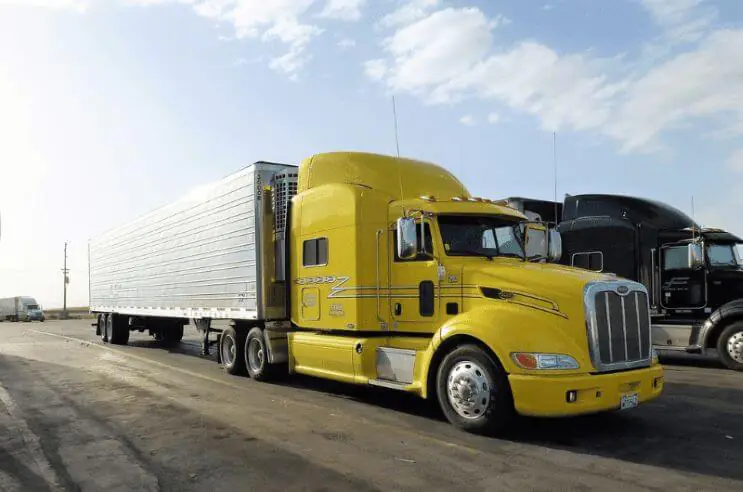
394;303;402;315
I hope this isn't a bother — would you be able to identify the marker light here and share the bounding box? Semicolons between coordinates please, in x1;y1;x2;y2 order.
511;353;580;370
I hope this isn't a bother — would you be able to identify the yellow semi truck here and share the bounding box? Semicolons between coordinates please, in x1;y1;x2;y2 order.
89;152;663;434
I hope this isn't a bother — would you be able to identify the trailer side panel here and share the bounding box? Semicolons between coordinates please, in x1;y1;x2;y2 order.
89;163;291;320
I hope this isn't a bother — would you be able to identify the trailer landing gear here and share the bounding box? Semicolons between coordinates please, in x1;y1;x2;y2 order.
194;319;217;356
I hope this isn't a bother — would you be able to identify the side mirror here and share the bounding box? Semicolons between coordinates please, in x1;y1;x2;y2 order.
397;217;418;260
548;229;562;263
524;223;547;260
688;243;704;269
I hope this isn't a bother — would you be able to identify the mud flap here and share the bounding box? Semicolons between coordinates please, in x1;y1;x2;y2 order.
216;333;222;364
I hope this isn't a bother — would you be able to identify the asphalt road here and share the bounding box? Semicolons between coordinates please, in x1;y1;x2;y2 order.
0;320;741;491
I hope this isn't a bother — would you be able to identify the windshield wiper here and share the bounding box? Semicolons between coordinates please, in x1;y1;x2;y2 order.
453;250;495;261
528;254;547;263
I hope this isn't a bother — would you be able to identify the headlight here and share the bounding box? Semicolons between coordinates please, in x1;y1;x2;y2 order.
511;352;580;370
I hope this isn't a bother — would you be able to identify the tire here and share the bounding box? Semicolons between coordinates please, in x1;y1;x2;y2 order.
717;322;743;371
109;314;130;345
244;327;280;381
102;314;110;343
220;326;247;375
166;323;184;344
436;344;514;435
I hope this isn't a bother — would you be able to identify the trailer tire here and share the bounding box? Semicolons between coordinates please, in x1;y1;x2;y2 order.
717;322;743;371
167;323;184;344
436;344;514;435
102;314;111;343
220;326;246;375
245;327;279;381
109;314;130;345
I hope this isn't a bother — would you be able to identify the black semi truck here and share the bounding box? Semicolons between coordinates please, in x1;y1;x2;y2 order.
504;195;743;371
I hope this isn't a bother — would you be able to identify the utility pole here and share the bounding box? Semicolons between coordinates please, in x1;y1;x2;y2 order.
62;241;69;319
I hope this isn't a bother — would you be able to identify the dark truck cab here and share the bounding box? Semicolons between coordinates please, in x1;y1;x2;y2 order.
504;195;743;371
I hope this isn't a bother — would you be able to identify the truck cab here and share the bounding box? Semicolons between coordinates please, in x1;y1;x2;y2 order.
280;154;663;432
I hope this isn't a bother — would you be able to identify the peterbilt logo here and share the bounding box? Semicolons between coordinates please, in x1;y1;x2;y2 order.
616;285;630;295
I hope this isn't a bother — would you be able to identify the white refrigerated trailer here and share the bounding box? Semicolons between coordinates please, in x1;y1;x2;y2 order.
89;161;296;352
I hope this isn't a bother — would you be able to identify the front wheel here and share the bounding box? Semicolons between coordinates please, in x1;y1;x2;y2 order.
718;322;743;371
436;344;514;435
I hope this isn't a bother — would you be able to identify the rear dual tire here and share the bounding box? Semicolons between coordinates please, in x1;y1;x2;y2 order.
98;313;129;345
219;326;280;381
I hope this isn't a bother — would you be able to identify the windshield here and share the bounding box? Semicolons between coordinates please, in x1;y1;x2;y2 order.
707;244;742;267
26;304;40;310
438;215;524;259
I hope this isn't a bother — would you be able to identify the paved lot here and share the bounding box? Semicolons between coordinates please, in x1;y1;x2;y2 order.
0;320;741;491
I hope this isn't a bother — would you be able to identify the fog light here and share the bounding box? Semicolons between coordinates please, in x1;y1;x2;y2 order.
566;390;578;403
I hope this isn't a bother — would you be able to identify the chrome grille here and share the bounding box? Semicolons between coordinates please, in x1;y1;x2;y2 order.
585;282;652;372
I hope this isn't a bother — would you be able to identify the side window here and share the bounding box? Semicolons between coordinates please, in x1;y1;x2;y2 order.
663;246;687;270
572;251;603;272
303;238;328;267
394;222;434;262
482;230;496;249
495;227;522;256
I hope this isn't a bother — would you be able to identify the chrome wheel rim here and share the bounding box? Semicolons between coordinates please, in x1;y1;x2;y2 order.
247;338;264;373
446;360;492;419
727;331;743;364
222;334;236;366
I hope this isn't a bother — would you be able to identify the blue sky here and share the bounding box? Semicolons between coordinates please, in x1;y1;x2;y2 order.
1;0;743;307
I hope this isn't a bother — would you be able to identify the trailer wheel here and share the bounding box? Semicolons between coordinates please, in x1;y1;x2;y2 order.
109;314;130;345
436;344;513;435
166;323;184;344
102;314;111;343
220;326;246;375
245;327;279;381
718;322;743;371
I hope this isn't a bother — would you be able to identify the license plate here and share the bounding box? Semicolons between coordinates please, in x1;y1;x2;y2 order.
620;393;639;410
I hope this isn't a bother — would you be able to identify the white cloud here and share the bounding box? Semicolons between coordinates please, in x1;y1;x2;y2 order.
318;0;365;21
366;5;743;153
381;8;494;97
487;112;500;124
0;0;88;10
126;0;359;77
378;0;439;28
337;38;356;49
364;59;388;80
543;4;553;11
607;29;743;152
640;0;717;43
727;149;743;173
459;114;476;126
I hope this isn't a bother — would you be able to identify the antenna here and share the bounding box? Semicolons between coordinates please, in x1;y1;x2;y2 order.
691;196;696;241
553;132;559;225
392;96;401;158
392;96;406;212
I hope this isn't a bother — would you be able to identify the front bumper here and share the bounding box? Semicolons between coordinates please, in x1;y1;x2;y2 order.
509;364;664;417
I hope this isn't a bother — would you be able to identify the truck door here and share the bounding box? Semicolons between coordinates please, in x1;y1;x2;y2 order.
390;219;439;330
660;244;706;310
